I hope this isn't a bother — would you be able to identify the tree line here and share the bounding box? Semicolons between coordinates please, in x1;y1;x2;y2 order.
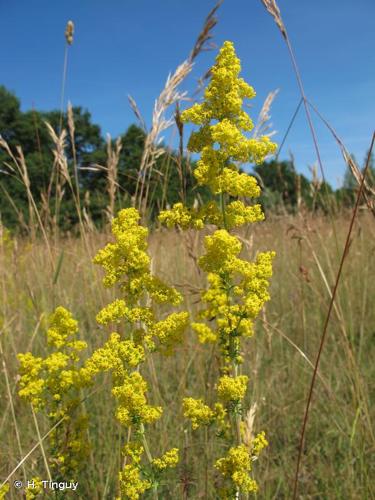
0;85;371;231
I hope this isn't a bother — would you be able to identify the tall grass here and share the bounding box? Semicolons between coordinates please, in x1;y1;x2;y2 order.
1;212;374;497
0;1;374;498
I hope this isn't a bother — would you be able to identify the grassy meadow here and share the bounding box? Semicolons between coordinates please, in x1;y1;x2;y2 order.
1;211;374;498
1;1;375;499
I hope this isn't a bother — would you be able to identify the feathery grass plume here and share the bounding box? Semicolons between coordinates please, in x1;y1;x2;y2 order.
130;1;223;217
59;21;74;133
0;136;53;262
159;41;276;498
131;62;192;215
65;21;74;45
252;88;279;139
84;208;188;498
261;0;286;39
105;135;122;221
17;307;91;484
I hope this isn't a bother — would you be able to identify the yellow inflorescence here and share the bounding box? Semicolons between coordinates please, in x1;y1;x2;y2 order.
215;445;259;495
252;431;269;457
182;398;215;430
159;40;276;231
150;311;189;354
0;483;9;500
217;375;249;403
117;463;152;500
25;477;43;500
152;448;179;470
191;322;217;343
18;307;90;479
18;307;89;409
113;371;162;426
158;40;276;498
88;207;186;497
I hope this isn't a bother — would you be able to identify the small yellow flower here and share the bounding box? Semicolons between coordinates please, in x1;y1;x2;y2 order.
217;375;248;403
0;483;9;500
118;463;152;500
215;444;258;494
183;397;215;429
153;448;179;470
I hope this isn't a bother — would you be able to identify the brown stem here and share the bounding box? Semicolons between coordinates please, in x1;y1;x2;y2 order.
292;132;375;499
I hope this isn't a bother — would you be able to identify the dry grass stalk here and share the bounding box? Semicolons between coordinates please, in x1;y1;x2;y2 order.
261;0;286;38
262;0;331;203
307;100;375;215
252;88;279;139
0;137;35;233
293;132;375;499
0;338;27;482
243;403;258;449
105;134;122;221
0;137;54;262
127;95;147;133
132;60;192;213
67;102;87;235
174;102;187;203
45;122;71;187
0;415;67;489
188;0;223;63
65;20;74;45
46;121;88;238
45;123;69;237
130;1;223;216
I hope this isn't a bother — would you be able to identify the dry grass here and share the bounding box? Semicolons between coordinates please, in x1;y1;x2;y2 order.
0;2;374;498
1;212;374;498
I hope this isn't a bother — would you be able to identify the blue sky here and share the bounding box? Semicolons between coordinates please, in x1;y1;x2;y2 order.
1;0;374;188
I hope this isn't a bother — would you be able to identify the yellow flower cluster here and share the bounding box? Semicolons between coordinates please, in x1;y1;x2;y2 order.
89;207;186;497
25;477;43;500
217;375;248;403
17;307;90;480
182;398;215;429
165;41;275;497
113;371;162;426
118;463;151;500
152;448;179;470
0;483;9;500
215;444;259;495
252;431;269;457
150;311;189;355
94;208;182;305
182;398;229;432
182;41;255;126
159;40;276;232
82;332;145;384
18;307;88;409
116;443;152;500
195;231;275;362
158;202;205;230
211;167;261;197
191;322;217;343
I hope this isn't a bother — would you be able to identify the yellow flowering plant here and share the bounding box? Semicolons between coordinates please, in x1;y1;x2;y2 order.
17;307;91;489
83;208;188;499
159;40;276;497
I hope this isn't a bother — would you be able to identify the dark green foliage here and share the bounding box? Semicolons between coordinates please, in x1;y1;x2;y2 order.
1;84;366;231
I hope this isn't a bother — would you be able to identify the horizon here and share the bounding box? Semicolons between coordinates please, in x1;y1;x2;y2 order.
1;0;374;188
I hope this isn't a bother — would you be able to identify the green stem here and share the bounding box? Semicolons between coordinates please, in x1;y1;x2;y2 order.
140;424;158;500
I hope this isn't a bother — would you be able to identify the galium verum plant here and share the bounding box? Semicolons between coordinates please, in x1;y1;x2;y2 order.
82;208;189;499
18;307;91;491
159;40;277;497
